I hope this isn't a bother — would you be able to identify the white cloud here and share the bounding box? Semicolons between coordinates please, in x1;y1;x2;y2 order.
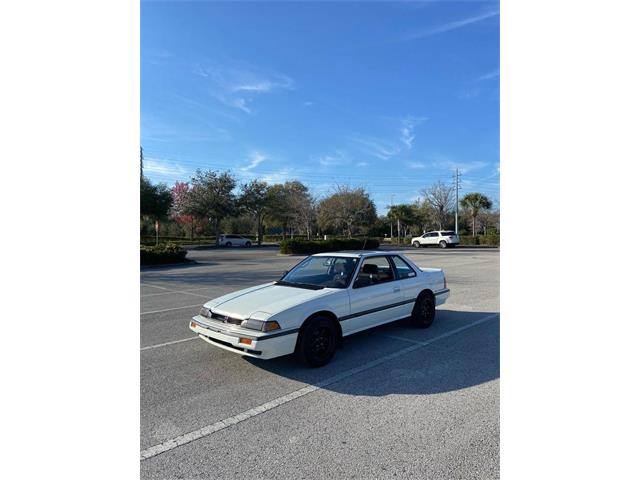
350;116;426;160
399;116;427;149
311;150;350;168
350;135;403;160
143;157;189;178
258;169;292;185
402;9;499;40
407;161;427;169
475;68;500;82
430;153;489;173
196;61;294;114
240;151;268;172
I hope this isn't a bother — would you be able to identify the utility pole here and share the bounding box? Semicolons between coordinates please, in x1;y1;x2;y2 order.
389;194;395;242
453;169;461;234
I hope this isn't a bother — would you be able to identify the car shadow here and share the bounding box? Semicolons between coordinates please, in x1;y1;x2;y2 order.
244;309;499;397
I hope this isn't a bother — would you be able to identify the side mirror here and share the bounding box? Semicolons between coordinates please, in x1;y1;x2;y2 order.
280;270;288;279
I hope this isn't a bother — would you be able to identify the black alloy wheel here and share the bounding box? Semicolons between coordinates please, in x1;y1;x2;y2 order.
411;292;436;328
296;317;338;367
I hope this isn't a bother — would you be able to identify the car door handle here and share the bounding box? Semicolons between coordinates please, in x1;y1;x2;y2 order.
393;287;401;293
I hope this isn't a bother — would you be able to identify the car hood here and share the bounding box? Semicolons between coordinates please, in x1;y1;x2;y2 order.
203;282;332;319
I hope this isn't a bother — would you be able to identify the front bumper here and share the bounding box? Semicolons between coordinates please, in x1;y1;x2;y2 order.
189;315;298;360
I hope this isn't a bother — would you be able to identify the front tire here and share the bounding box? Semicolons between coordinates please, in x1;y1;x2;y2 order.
411;292;436;328
245;241;251;247
225;241;232;247
439;240;448;249
412;241;421;248
295;317;338;367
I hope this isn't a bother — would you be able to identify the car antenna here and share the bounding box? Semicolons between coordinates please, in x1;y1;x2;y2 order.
361;237;367;250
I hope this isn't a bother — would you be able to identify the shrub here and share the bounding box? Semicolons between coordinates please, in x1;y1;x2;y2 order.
458;234;500;246
140;242;188;265
458;235;480;246
479;234;500;246
280;238;380;255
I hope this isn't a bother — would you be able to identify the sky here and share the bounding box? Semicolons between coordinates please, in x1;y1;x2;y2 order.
141;0;500;213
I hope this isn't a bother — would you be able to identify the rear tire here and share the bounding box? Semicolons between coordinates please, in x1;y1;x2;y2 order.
412;241;421;248
295;317;338;367
439;241;448;249
225;241;232;247
411;292;436;328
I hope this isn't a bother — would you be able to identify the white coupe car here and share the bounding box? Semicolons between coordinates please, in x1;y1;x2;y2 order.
190;251;449;367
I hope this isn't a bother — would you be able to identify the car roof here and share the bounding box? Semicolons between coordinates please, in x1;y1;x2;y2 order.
312;250;403;258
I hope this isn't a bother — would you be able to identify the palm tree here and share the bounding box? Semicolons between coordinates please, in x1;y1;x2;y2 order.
460;193;493;237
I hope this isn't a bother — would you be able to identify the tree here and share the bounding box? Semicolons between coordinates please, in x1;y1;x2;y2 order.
387;204;419;241
317;186;377;238
239;180;269;245
292;193;317;240
170;182;196;239
182;170;237;246
420;181;454;230
265;181;309;239
460;192;493;236
140;176;172;220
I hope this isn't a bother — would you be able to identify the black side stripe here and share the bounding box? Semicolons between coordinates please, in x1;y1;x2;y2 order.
338;298;415;322
338;289;450;322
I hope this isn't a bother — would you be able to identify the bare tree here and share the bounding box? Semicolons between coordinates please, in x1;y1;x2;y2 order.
292;194;317;240
420;181;454;230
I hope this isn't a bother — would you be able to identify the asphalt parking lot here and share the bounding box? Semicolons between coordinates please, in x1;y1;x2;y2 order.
140;246;500;479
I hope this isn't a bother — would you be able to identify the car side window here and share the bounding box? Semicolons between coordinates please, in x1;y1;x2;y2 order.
353;257;395;288
390;256;416;279
428;232;438;237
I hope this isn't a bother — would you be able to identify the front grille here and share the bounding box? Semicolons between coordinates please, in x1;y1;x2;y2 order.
209;311;244;326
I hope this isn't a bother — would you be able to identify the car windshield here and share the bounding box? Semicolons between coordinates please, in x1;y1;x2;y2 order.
279;256;359;289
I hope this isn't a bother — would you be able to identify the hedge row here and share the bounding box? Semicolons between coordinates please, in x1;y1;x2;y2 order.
140;243;188;265
280;238;380;255
458;234;500;246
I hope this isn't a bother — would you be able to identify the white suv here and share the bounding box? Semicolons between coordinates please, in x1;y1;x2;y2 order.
411;231;460;249
219;234;253;247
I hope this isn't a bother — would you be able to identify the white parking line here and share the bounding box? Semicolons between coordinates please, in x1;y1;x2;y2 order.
140;312;499;461
140;304;203;315
140;283;169;290
141;337;199;351
141;286;216;298
141;290;212;300
383;334;424;344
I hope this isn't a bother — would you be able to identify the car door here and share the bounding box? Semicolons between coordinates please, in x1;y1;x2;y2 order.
389;255;421;315
344;256;405;335
426;232;438;245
